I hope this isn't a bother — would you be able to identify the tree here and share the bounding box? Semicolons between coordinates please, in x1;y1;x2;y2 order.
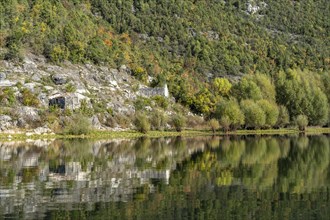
276;105;290;128
172;114;186;132
295;115;308;131
209;119;220;133
213;78;232;96
257;100;279;128
215;99;245;130
241;100;266;129
134;112;150;134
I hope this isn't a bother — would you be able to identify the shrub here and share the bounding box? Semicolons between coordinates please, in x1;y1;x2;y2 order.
115;114;131;128
134;96;152;111
0;87;16;105
241;100;266;129
172;114;186;132
220;116;231;132
134;112;150;133
65;83;77;93
132;66;148;83
150;109;167;131
209;118;220;133
153;95;169;110
64;114;92;135
295;115;308;131
215;99;244;130
21;88;39;107
213;78;232;96
79;99;94;117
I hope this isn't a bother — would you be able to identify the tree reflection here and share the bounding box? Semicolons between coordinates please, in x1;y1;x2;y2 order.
0;135;329;219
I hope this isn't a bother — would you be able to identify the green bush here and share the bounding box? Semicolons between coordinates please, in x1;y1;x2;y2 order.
153;95;169;110
134;112;151;134
21;88;40;107
150;109;167;131
220;116;231;132
241;100;266;129
0;88;16;105
257;100;279;128
172;114;186;132
209;118;220;133
215;99;244;130
65;83;77;93
79;99;94;117
295;115;308;131
64;114;92;135
134;96;152;111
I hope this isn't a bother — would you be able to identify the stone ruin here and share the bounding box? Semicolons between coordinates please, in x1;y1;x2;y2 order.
139;84;169;98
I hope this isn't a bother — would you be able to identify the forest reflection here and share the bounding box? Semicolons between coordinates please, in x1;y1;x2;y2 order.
0;135;329;219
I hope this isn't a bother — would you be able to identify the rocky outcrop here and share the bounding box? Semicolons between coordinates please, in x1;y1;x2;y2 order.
0;115;16;131
0;54;175;132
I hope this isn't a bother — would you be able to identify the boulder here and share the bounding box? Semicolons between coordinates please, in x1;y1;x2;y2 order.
119;65;131;75
91;115;102;129
0;115;15;131
0;73;6;81
16;107;40;122
52;74;67;85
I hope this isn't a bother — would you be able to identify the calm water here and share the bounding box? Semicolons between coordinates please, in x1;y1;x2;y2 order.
0;135;329;220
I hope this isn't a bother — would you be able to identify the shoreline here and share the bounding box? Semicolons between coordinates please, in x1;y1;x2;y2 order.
0;127;329;141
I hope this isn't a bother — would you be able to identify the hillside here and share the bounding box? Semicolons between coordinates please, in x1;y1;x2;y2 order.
0;0;329;133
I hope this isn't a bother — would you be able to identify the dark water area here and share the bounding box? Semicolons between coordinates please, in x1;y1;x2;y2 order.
0;135;329;219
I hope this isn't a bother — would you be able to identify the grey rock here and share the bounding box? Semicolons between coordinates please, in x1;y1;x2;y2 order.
0;115;14;131
0;73;6;81
31;73;42;81
119;65;131;75
16;107;40;122
33;126;52;134
52;74;67;85
91;115;102;129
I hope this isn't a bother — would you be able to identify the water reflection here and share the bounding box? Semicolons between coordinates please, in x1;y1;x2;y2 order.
0;135;329;219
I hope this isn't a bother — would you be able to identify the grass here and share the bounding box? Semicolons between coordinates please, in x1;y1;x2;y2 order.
0;127;329;141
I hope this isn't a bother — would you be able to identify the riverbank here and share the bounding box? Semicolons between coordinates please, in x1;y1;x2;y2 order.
0;127;329;141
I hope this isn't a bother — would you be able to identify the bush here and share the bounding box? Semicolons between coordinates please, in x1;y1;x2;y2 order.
220;116;231;132
209;119;220;133
241;100;266;129
153;95;169;110
213;78;232;96
295;115;308;131
64;114;92;135
134;96;152;111
65;83;77;93
21;88;40;107
134;112;150;133
215;99;244;130
150;109;167;131
172;114;186;132
0;87;16;105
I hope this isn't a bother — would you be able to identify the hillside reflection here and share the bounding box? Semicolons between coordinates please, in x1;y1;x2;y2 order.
0;135;329;219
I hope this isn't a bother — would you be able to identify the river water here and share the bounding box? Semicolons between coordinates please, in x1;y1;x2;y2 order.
0;135;329;219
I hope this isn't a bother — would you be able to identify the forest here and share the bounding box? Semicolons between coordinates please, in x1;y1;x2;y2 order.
1;0;329;129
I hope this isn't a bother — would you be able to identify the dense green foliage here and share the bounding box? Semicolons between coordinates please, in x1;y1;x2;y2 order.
0;0;329;128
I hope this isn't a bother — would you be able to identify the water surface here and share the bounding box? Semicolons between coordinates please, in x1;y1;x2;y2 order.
0;135;329;219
